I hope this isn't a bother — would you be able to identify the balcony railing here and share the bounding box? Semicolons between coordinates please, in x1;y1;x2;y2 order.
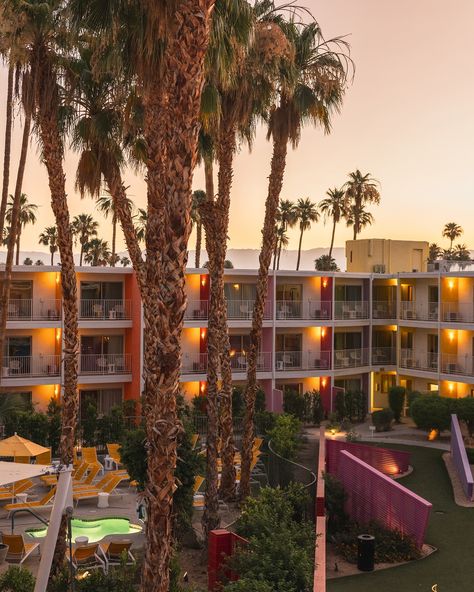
181;352;207;374
399;349;438;372
440;353;474;376
7;299;61;321
1;355;61;378
79;299;131;320
333;348;369;369
372;300;397;319
372;347;396;365
400;301;438;322
441;302;474;323
275;350;331;371
227;300;272;320
229;352;272;372
79;353;131;375
334;301;369;320
275;300;331;320
184;300;209;321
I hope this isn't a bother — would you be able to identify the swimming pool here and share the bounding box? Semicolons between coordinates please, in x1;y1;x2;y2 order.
26;517;142;543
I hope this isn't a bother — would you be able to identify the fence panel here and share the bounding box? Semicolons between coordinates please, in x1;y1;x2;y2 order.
326;439;410;476
450;414;474;501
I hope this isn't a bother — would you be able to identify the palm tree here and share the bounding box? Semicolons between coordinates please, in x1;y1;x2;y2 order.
6;193;38;265
428;243;443;263
274;224;290;270
442;222;463;251
97;194;120;266
315;254;339;271
71;214;99;266
0;65;14;242
241;19;350;499
294;198;319;270
345;203;374;238
453;244;470;262
191;190;206;268
134;208;147;244
319;187;346;259
84;238;111;266
344;170;380;240
23;257;33;265
274;200;297;270
120;256;131;267
35;259;44;266
39;226;58;265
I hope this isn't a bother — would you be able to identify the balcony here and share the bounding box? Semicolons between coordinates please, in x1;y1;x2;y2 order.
227;300;272;320
1;355;61;378
181;352;207;374
400;301;438;322
334;301;369;320
334;348;369;369
184;300;208;321
372;347;396;365
441;302;474;323
274;351;331;371
275;300;331;320
399;349;438;372
372;301;396;320
79;300;131;320
7;299;61;321
78;353;132;375
230;352;272;372
441;353;474;376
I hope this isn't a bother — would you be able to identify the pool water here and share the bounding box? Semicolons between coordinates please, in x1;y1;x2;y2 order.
26;517;142;543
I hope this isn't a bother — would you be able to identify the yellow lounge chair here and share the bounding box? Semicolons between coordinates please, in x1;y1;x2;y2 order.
73;471;116;492
81;447;104;473
41;460;90;486
5;487;56;516
68;543;106;573
73;474;123;506
0;479;35;501
101;540;135;572
190;434;199;450
106;443;122;470
2;533;40;564
193;475;205;494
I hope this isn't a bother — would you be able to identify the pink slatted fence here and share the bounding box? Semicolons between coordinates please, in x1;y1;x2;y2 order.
313;427;326;592
337;451;432;548
326;438;410;476
450;414;474;501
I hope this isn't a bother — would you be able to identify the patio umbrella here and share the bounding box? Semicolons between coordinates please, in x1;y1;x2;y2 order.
0;433;50;458
0;461;51;486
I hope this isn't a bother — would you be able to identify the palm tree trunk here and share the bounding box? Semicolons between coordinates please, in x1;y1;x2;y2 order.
15;233;20;266
272;236;278;270
204;156;214;201
296;227;303;270
329;219;336;258
79;244;83;266
50;249;54;266
240;133;289;499
195;222;202;268
0;65;14;241
140;3;213;590
111;212;117;266
353;226;357;240
277;239;283;270
0;112;31;388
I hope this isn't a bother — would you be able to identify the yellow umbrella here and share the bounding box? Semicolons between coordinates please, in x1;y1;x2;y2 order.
0;433;50;458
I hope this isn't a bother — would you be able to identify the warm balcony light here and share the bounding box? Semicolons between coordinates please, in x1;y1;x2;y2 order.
448;331;455;342
428;429;439;441
54;385;59;397
200;329;206;340
448;279;455;290
330;428;336;436
322;278;328;289
201;276;206;287
230;349;236;357
448;383;454;393
200;382;206;394
55;273;60;285
321;378;327;388
55;329;61;342
233;283;240;290
321;328;327;338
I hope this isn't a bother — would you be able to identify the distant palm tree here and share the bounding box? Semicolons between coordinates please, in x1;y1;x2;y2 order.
84;238;111;266
294;198;319;270
224;260;234;269
442;222;463;251
39;226;59;265
319;187;347;258
6;193;38;265
134;208;147;244
71;214;99;266
23;257;33;266
453;244;471;261
274;225;290;270
344;170;380;240
345;204;374;238
315;254;339;271
428;243;443;263
191;190;206;268
120;256;131;267
274;200;297;269
97;192;133;266
35;259;44;266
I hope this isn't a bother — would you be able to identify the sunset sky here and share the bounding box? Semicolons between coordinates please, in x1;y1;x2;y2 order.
1;0;474;255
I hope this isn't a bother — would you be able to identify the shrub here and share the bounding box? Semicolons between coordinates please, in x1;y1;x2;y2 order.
335;390;346;421
455;397;474;436
0;566;35;592
46;397;61;455
232;386;245;417
49;560;140;592
191;394;206;416
323;473;347;535
388;386;406;422
332;520;421;564
255;411;277;435
372;408;394;432
283;389;306;420
411;396;450;432
120;429;147;491
267;414;301;460
80;402;98;446
407;391;422;415
4;410;49;445
255;387;266;413
466;448;474;464
334;390;367;423
303;389;324;424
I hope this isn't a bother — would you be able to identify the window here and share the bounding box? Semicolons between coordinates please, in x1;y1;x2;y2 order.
81;282;123;301
334;332;362;350
276;284;302;302
79;388;122;417
10;280;33;300
428;286;439;303
224;283;256;302
427;334;438;354
275;334;302;352
400;284;414;302
373;285;395;302
335;378;361;392
335;285;362;302
428;383;439;393
400;331;413;349
381;374;396;393
276;383;303;395
4;336;32;358
2;392;32;408
373;331;395;348
80;335;124;356
229;334;252;354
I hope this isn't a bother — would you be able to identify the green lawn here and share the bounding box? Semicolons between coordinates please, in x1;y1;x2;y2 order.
326;444;474;592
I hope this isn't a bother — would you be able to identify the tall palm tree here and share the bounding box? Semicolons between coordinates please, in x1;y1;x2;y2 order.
273;223;290;270
97;193;120;267
71;214;99;266
70;3;216;589
453;243;470;262
344;170;380;240
191;190;206;268
84;238;111;266
134;208;147;244
6;193;38;265
442;222;463;251
319;187;346;259
241;19;350;498
345;203;374;238
0;65;14;241
38;226;58;265
294;197;319;270
274;199;297;270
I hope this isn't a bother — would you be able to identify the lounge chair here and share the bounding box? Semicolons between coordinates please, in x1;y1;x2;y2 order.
73;471;118;492
68;543;106;573
190;434;199;450
106;443;122;470
73;474;123;506
42;460;90;486
0;479;35;501
5;487;56;517
2;534;40;564
100;540;135;573
81;447;104;474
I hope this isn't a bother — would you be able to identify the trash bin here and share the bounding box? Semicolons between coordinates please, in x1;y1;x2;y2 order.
357;534;375;572
98;492;109;509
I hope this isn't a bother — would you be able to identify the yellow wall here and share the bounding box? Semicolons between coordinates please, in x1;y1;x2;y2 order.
346;239;429;273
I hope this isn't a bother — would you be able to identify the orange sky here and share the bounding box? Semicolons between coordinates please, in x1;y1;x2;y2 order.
1;0;474;254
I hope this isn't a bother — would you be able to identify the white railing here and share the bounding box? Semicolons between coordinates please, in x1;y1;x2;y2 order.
184;300;209;320
1;355;61;378
399;349;438;372
334;301;369;320
440;353;474;376
226;300;271;320
371;347;396;365
181;352;207;374
307;300;332;320
7;299;62;321
79;353;131;375
230;352;272;372
399;301;438;321
276;300;332;320
276;300;303;320
79;299;131;320
307;350;331;370
441;302;474;323
275;350;303;370
372;300;396;319
333;348;369;369
274;350;331;371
